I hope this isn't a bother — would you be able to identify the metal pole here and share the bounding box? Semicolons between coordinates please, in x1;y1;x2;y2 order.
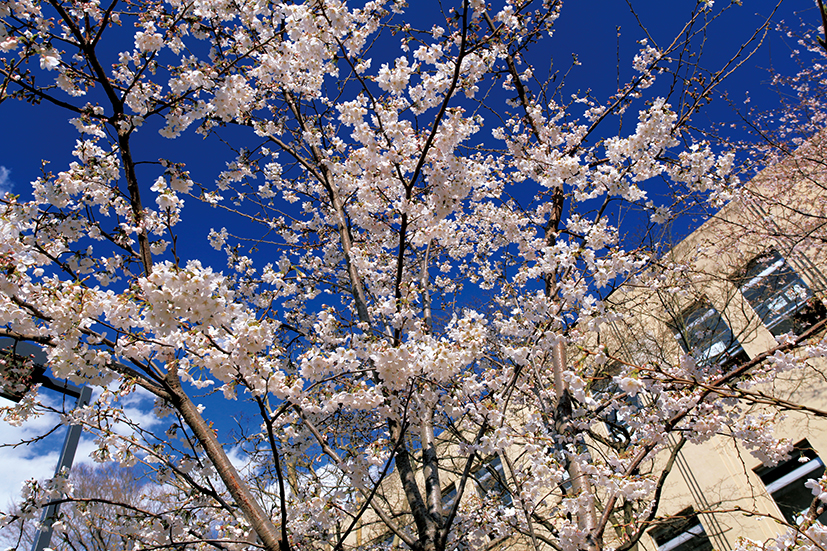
31;382;92;551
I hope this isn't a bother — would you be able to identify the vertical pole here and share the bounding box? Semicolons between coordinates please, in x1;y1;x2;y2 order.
31;384;92;551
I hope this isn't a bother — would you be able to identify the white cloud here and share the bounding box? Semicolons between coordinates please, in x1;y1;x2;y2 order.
115;385;162;433
0;166;13;196
0;385;160;512
0;394;96;511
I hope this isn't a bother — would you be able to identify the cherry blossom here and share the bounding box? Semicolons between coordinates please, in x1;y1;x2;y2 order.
0;1;822;551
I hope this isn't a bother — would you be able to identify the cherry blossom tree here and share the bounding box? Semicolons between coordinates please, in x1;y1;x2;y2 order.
2;1;823;551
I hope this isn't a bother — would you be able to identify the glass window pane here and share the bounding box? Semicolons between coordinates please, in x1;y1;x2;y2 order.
474;456;512;506
591;361;640;445
754;439;827;525
649;508;714;551
734;250;825;336
671;302;748;371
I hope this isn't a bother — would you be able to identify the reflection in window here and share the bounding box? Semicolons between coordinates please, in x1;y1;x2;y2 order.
648;507;713;551
591;361;640;446
671;301;749;372
734;250;825;336
754;439;827;525
474;455;512;506
442;483;458;512
380;533;399;550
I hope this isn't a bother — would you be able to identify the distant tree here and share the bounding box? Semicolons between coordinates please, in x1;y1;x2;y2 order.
2;464;154;551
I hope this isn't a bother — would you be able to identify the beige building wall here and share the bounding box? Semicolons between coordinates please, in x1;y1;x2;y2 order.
610;137;827;551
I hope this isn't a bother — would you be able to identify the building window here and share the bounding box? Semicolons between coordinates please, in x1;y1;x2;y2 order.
474;455;512;506
591;361;640;446
754;439;827;525
648;507;713;551
379;533;399;549
733;250;825;336
442;483;458;512
671;301;749;372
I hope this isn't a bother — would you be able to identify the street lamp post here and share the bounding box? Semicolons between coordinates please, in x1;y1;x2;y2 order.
0;339;92;551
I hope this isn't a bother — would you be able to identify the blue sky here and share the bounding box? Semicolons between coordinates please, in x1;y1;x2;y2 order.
0;0;810;261
0;0;817;509
0;0;811;193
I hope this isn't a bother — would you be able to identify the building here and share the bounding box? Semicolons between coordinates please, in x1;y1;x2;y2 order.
601;133;827;551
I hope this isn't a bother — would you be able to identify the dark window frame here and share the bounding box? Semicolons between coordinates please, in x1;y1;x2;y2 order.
732;249;825;337
648;507;713;551
754;439;827;525
591;361;641;446
473;454;513;507
670;299;749;372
